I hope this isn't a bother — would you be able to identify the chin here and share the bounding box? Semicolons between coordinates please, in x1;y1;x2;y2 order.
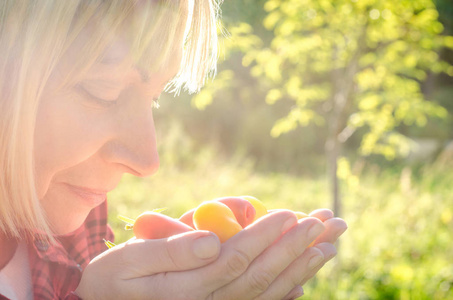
41;183;105;235
50;211;92;236
42;198;94;235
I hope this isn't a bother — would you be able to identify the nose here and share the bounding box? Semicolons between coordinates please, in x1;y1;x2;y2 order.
102;103;160;177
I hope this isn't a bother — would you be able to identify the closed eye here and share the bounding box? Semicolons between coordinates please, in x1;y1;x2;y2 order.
75;84;118;108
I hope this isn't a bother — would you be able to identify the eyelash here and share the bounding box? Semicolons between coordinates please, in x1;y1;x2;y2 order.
76;85;161;109
76;84;117;108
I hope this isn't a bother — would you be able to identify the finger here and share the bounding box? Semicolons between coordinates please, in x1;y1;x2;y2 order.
300;242;337;286
213;217;325;300
188;210;299;295
309;208;334;221
282;285;304;300
312;217;347;245
255;246;325;300
119;230;220;278
179;208;195;228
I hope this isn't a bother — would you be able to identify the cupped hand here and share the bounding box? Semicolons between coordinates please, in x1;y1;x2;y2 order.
221;208;346;300
205;211;326;300
75;209;346;300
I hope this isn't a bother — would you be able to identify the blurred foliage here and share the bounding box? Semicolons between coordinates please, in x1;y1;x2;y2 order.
159;0;453;177
108;141;453;299
211;0;452;162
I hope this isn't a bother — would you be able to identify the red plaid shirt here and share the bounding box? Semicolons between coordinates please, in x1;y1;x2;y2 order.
0;201;114;300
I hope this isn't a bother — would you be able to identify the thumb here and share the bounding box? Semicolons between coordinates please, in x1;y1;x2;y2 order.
120;230;220;277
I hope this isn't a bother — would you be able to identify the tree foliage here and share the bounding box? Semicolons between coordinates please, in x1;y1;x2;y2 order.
225;0;453;160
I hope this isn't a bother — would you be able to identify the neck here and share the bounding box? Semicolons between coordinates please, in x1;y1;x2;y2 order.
0;231;18;270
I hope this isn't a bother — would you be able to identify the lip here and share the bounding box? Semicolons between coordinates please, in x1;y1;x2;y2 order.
63;183;108;207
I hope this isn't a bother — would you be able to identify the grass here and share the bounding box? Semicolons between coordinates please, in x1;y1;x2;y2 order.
106;144;453;299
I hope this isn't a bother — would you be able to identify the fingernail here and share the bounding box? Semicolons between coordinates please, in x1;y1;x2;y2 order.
282;217;297;233
326;248;338;261
293;286;304;298
334;226;348;240
308;254;324;269
285;286;304;300
193;234;219;259
308;222;324;240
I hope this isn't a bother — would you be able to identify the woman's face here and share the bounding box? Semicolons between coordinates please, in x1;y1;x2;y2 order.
34;31;182;234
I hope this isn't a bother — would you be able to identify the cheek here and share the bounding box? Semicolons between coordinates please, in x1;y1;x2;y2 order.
33;94;110;198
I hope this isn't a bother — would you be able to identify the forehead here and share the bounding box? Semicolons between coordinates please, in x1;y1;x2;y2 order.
98;39;130;65
59;0;189;87
102;0;189;60
69;43;179;103
95;35;183;83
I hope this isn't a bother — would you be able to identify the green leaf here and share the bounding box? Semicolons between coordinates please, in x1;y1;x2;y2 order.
103;239;116;249
117;215;136;225
264;0;280;12
151;207;168;213
263;11;281;30
445;36;453;49
265;88;282;104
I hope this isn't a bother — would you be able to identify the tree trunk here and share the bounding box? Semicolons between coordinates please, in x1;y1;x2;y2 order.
327;41;363;217
326;135;341;217
326;24;367;217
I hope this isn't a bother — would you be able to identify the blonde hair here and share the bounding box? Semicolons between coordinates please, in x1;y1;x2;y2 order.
0;0;221;240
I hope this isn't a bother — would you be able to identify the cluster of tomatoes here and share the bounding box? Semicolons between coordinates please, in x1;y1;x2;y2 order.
125;196;309;243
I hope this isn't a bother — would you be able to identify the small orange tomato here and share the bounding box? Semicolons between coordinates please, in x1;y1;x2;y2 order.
239;195;268;221
134;211;194;239
193;201;242;243
216;197;256;228
179;197;256;229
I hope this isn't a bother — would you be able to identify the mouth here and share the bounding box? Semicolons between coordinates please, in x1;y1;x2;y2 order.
63;183;109;207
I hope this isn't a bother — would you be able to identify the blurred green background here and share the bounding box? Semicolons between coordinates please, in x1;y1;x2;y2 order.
108;0;453;299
